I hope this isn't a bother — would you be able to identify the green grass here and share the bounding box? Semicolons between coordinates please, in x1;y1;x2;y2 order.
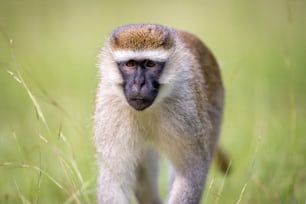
1;0;306;203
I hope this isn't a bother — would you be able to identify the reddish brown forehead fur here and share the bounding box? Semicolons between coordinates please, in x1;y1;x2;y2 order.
110;24;174;50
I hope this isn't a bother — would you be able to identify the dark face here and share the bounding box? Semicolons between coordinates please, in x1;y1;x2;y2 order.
117;59;164;111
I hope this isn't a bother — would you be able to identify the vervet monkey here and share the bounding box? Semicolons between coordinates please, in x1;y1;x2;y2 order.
94;24;226;204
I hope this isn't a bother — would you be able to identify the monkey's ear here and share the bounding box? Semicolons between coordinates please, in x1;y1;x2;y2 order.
110;34;120;48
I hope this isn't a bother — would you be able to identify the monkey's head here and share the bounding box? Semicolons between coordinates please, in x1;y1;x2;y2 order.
105;24;177;111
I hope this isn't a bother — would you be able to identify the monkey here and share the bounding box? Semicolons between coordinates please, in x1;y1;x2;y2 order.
94;24;226;204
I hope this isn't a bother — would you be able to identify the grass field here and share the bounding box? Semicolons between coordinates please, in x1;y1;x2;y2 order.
1;0;306;203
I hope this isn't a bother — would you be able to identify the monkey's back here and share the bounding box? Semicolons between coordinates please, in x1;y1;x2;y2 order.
176;31;223;104
176;30;224;142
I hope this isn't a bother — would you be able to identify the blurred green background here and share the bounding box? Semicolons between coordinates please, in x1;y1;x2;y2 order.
0;0;305;203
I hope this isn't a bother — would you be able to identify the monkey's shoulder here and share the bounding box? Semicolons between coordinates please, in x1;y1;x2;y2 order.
175;30;223;103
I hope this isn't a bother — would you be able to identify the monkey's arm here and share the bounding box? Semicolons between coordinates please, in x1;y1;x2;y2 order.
94;95;142;204
165;138;211;204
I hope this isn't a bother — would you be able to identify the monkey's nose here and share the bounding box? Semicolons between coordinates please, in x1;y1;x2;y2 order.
133;68;145;88
131;84;141;94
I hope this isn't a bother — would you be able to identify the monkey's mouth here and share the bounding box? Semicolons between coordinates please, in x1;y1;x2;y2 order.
127;97;154;111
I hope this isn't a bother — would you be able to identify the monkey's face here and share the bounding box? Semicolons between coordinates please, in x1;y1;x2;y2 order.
117;59;164;111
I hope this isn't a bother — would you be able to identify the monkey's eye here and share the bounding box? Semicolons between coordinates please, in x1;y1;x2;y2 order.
144;60;156;68
125;60;137;67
